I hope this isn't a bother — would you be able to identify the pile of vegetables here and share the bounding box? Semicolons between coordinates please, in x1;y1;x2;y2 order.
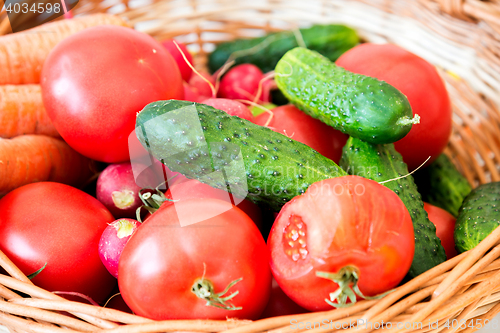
0;12;497;322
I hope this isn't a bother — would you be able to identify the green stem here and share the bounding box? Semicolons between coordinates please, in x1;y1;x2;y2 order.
191;277;243;310
135;177;179;222
316;266;394;308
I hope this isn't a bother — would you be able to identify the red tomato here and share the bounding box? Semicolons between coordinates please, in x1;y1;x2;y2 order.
336;44;452;170
164;178;262;228
424;202;458;260
255;105;348;163
119;198;271;320
162;39;194;82
259;278;309;319
268;176;414;311
41;26;184;163
0;182;116;303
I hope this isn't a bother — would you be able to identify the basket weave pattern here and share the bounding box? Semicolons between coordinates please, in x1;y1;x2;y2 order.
0;0;500;332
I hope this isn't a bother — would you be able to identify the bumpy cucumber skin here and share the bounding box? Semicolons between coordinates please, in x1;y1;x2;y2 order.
208;25;359;73
275;47;414;144
340;137;446;277
136;100;345;211
414;154;472;217
454;182;500;253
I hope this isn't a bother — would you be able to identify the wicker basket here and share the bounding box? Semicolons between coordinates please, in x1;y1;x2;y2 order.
1;0;500;332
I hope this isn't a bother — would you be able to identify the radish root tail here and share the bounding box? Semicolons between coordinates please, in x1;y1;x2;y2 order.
173;40;217;98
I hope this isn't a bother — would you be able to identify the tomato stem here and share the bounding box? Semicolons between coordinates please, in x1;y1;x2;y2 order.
191;277;243;310
316;266;394;308
135;178;178;222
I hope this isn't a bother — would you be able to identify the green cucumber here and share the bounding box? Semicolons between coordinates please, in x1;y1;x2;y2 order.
340;137;446;277
208;24;359;73
454;182;500;253
413;154;472;217
136;100;345;211
275;47;417;144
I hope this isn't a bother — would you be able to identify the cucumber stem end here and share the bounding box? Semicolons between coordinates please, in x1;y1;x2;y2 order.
396;114;420;126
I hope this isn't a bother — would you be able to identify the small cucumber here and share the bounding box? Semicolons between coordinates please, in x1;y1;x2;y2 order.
275;47;417;144
454;182;500;253
340;137;446;277
136;100;345;211
414;154;472;217
208;24;359;73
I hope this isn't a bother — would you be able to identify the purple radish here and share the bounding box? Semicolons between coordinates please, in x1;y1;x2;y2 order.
99;218;139;278
96;162;159;218
202;98;255;122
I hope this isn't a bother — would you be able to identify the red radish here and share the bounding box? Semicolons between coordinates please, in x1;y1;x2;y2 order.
96;162;159;218
99;218;139;278
164;179;262;228
162;39;194;82
188;70;215;98
255;105;348;163
183;82;207;102
218;64;269;103
202;98;254;121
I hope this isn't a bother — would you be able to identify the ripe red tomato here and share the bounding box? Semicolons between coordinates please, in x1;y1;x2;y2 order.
164;179;262;228
118;198;271;320
0;182;116;303
336;43;452;170
424;202;458;260
255;105;347;163
41;26;184;163
268;176;414;311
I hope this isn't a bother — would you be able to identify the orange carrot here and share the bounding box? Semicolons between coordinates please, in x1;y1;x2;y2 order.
0;84;59;138
0;13;130;84
0;135;94;195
